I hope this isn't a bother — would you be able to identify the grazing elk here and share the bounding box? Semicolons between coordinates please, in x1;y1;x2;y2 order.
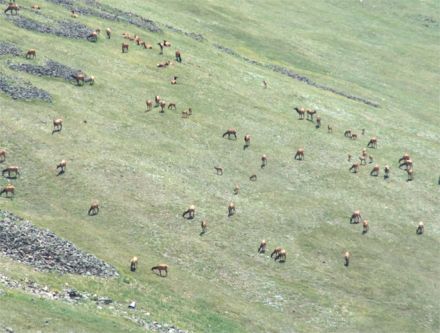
182;205;195;219
228;202;236;216
249;174;257;181
214;167;223;175
384;165;390;179
70;10;78;18
0;184;15;197
350;210;362;224
146;99;153;112
157;61;171;68
344;251;351;267
151;264;168;277
88;201;99;216
294;107;305;119
175;50;182;62
154;95;161;106
31;4;41;10
367;137;377;148
416;222;424;235
56;160;67;174
258;240;267;253
0;149;5;162
270;247;282;259
349;163;360;173
233;184;240;195
171;76;178;85
52;118;63;134
399;159;413;170
261;154;267;168
122;43;129;53
25;49;36;59
87;31;98;42
244;134;251;149
294;148;304;160
159;101;166;112
163;40;171;47
106;27;111;39
328;125;333;133
222;128;237;139
4;3;19;14
167;102;176;110
362;220;369;234
130;256;138;272
71;72;85;86
2;166;20;178
399;153;411;164
370;164;380;176
344;129;352;138
201;220;208;234
306;109;316;121
274;249;287;262
351;133;358;140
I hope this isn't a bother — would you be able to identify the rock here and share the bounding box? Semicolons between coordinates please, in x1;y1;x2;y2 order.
0;72;52;102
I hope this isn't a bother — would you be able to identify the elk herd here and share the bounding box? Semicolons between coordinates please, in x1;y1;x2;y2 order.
1;2;433;277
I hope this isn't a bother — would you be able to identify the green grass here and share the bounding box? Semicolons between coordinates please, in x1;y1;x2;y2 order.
1;0;439;332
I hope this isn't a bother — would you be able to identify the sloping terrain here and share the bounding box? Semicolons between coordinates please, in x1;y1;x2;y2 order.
0;0;439;332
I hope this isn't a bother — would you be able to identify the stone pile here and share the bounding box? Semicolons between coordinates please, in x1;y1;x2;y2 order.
8;59;87;81
0;42;22;57
0;72;52;102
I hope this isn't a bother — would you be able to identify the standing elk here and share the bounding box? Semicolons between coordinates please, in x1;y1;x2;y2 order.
344;251;351;267
384;165;390;179
0;184;15;197
56;160;67;174
344;129;352;138
31;4;41;10
370;164;380;176
52;118;63;134
306;109;316;121
182;205;195;219
258;240;267;253
271;247;282;259
349;163;360;173
399;159;413;170
351;133;358;140
0;149;6;162
2;166;20;178
146;99;153;112
122;43;129;53
416;222;424;235
163;40;171;47
294;148;304;160
362;220;369;234
4;3;19;14
25;49;36;59
261;154;267;168
71;72;85;86
399;153;410;164
244;134;251;149
171;76;178;85
201;220;208;234
315;116;321;128
214;166;223;175
106;28;111;39
88;200;99;216
159;101;166;112
274;249;287;262
87;31;98;42
367;137;377;148
175;50;182;62
151;264;168;277
233;184;240;195
167;102;176;110
130;256;138;272
222;128;237;139
294;107;305;119
350;210;362;224
249;174;257;181
228;202;236;216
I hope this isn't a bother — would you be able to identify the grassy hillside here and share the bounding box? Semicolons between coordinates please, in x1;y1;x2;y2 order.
1;0;439;332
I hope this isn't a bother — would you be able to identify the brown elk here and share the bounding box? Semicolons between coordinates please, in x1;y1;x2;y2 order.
88;200;99;216
159;101;166;112
25;49;36;59
315;116;321;128
362;220;369;234
171;76;178;85
157;61;171;68
261;154;267;168
244;134;251;148
151;264;168;277
351;133;358;140
71;72;85;86
106;28;111;39
258;240;267;253
31;4;41;10
2;166;20;178
344;129;352;138
306;109;316;120
416;222;424;235
349;163;360;173
294;107;305;119
146;99;153;112
359;155;366;165
56;160;67;173
294;148;304;160
228;202;236;216
249;174;257;181
130;256;138;272
350;210;362;224
143;43;153;49
0;184;15;197
155;95;161;106
406;168;414;181
70;10;78;18
182;205;195;219
163;40;171;47
0;149;5;162
367;137;377;148
167;103;176;110
222;128;237;139
399;153;410;164
201;220;208;234
181;110;190;118
274;249;287;262
214;166;223;175
328;125;333;133
233;184;240;195
344;251;351;267
384;165;390;178
52;118;63;134
175;50;181;62
87;31;98;42
370;164;380;176
4;3;19;14
122;43;129;53
400;159;413;170
270;247;282;259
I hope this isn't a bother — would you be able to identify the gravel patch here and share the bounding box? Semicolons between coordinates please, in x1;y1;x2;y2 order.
0;72;52;102
0;211;117;277
0;41;22;57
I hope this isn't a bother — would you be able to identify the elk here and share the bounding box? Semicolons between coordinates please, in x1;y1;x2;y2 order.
258;240;267;253
157;61;171;68
130;256;138;272
228;202;236;216
151;264;168;276
344;129;352;138
106;27;111;39
351;133;358;140
181;110;190;118
261;154;267;168
294;107;305;119
167;102;176;110
294;148;304;160
368;155;374;164
406;168;414;181
274;249;287;262
262;80;267;89
370;164;380;176
315;116;321;128
306;109;316;120
143;43;153;49
222;128;237;139
362;220;369;234
0;184;15;197
85;76;95;85
328;125;333;133
146;99;153;112
31;4;41;10
347;154;352;162
344;251;351;267
157;42;164;55
0;149;5;162
182;205;195;219
25;49;36;59
350;210;362;224
249;174;257;181
4;3;19;14
367;137;377;148
87;31;98;42
88;200;99;216
244;134;251;148
349;163;360;173
399;159;413;170
163;40;171;47
70;10;78;18
384;165;390;178
56;160;67;173
155;95;161;106
71;72;85;86
233;184;240;195
175;50;182;62
52;118;63;134
2;166;20;178
214;166;223;175
122;43;129;53
159;101;166;112
270;247;282;259
416;222;424;235
399;153;410;164
201;220;208;234
359;155;366;165
171;76;178;85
